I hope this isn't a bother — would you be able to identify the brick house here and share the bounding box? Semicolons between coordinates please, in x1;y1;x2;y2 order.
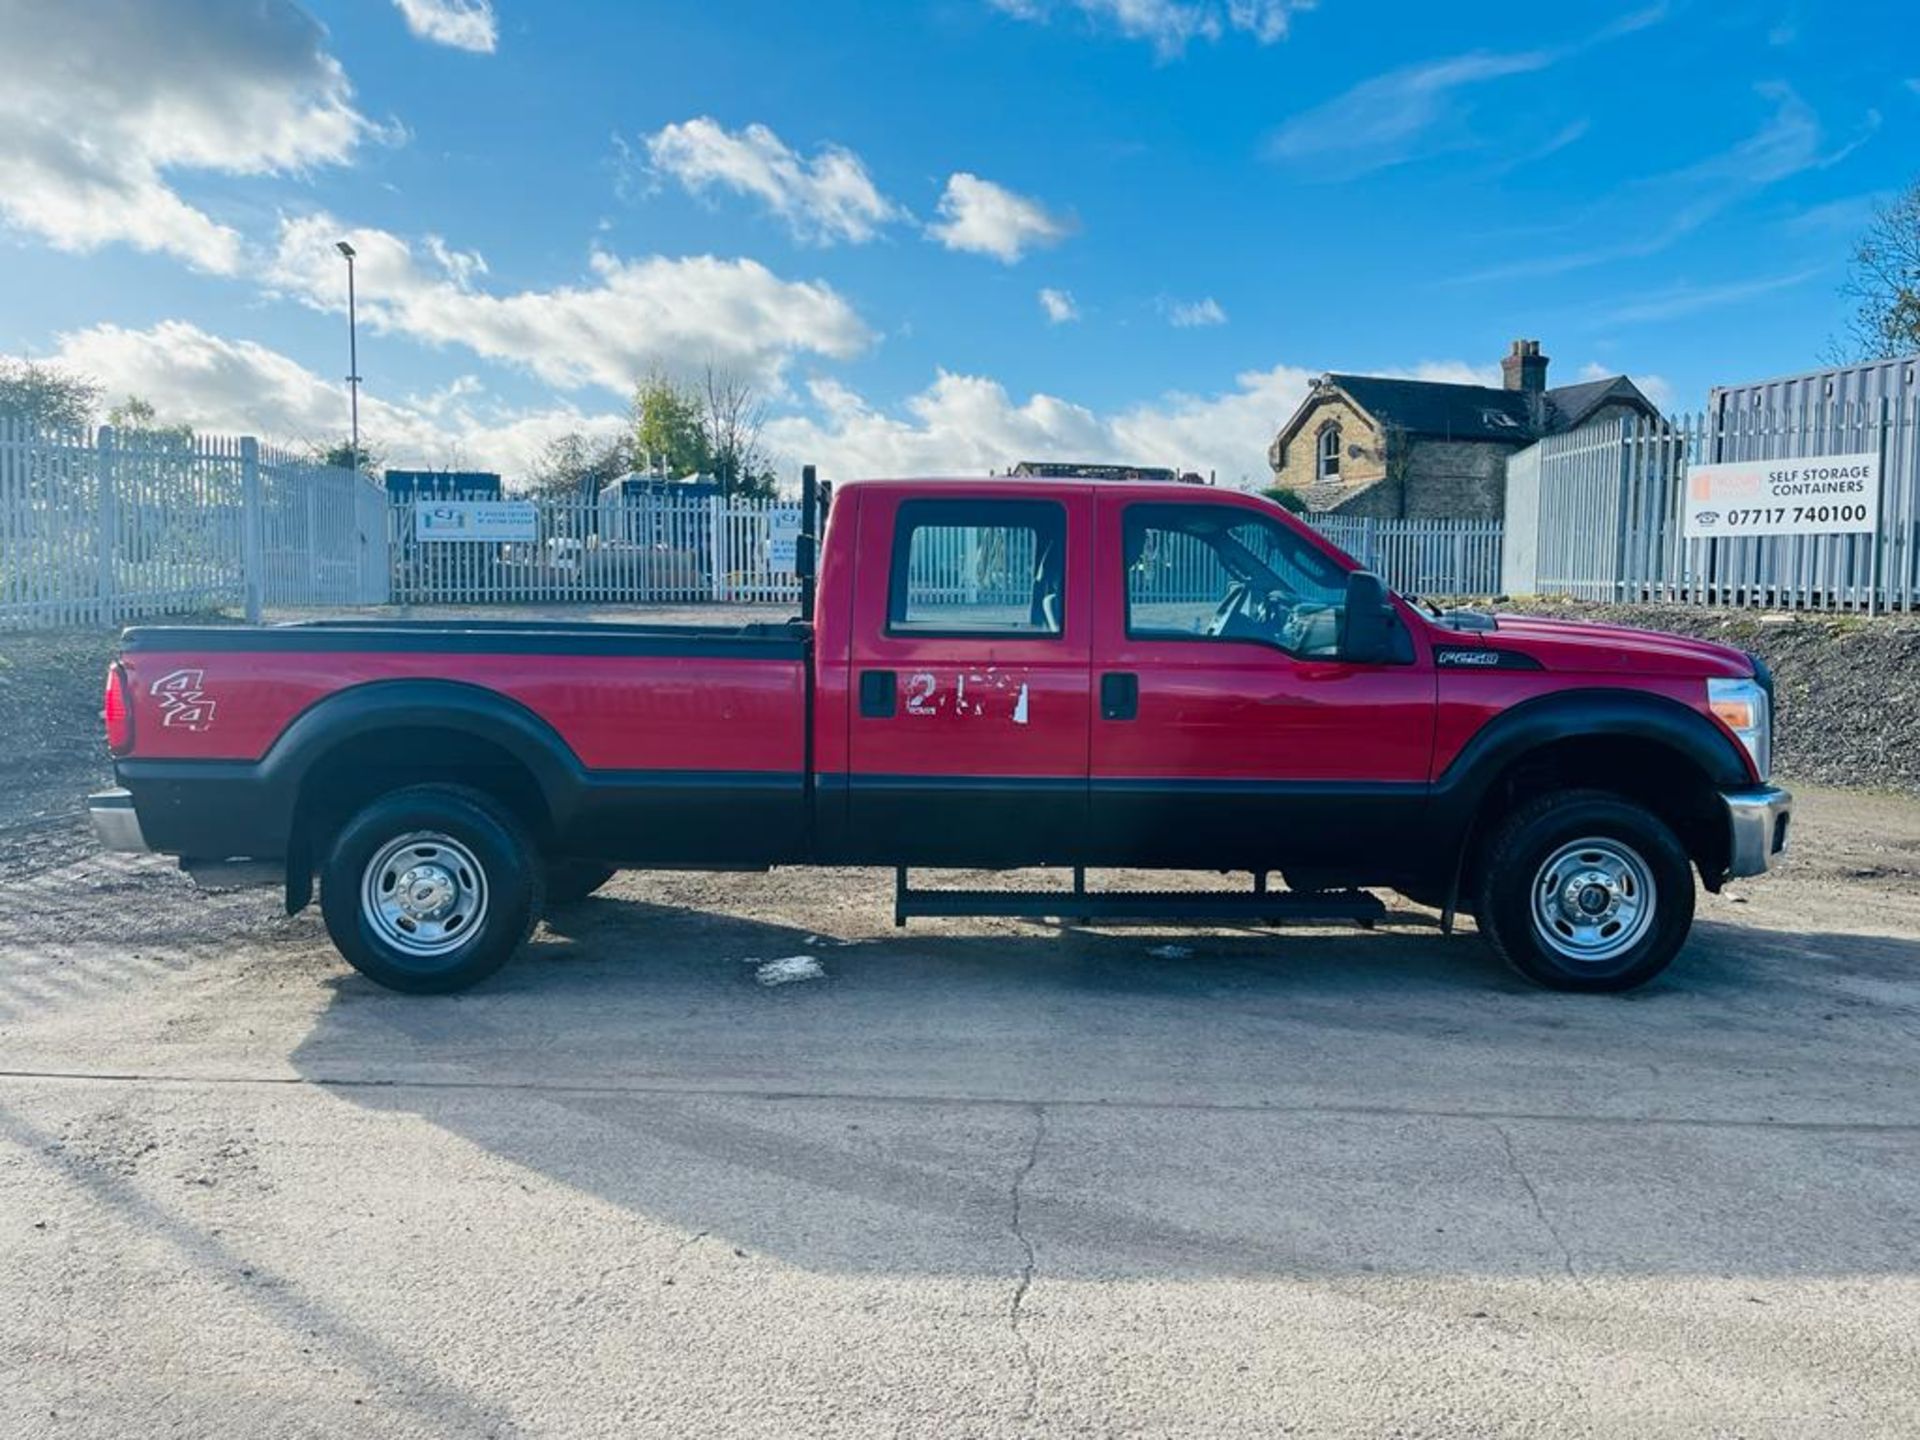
1267;340;1659;520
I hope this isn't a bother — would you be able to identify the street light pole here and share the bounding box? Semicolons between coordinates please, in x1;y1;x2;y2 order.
336;240;360;466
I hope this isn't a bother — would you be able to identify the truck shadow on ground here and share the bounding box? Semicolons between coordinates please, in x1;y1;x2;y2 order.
288;890;1920;1284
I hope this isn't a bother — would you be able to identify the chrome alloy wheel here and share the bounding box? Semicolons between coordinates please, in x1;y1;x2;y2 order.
1529;837;1656;964
360;831;489;957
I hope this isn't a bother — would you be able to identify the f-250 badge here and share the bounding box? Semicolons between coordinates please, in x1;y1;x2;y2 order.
150;669;217;730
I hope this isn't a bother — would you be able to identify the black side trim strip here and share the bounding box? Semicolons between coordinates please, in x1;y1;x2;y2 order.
121;624;805;660
120;759;804;791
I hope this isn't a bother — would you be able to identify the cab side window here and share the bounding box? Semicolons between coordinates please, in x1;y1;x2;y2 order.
1123;503;1348;656
888;499;1067;636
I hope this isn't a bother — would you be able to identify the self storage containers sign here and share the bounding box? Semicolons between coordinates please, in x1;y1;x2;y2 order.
1682;452;1880;541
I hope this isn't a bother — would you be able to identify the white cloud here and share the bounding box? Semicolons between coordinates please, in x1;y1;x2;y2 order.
929;174;1072;263
764;363;1317;487
1165;296;1227;328
641;117;906;245
54;319;625;479
266;213;873;394
1578;361;1674;411
1458;84;1876;283
1604;268;1824;326
0;0;375;273
1267;8;1667;176
392;0;498;53
1039;288;1080;324
988;0;1312;58
1402;360;1501;387
1267;49;1555;174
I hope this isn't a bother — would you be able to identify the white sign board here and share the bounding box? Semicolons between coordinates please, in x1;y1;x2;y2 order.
1683;452;1880;541
414;500;538;543
766;507;802;574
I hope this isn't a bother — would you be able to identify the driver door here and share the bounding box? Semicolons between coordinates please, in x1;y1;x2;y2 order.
1085;494;1435;872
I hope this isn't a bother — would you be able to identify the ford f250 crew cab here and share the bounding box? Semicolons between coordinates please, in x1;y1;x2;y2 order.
89;472;1791;994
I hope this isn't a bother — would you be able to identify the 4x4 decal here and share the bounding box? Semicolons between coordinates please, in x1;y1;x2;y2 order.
150;669;217;730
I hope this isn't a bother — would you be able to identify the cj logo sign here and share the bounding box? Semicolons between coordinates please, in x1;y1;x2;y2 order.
151;669;216;731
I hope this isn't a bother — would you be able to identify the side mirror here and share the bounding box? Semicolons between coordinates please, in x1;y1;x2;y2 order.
1339;570;1398;664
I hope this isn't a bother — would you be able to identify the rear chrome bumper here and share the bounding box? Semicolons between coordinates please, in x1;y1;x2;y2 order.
1721;785;1791;878
88;789;148;853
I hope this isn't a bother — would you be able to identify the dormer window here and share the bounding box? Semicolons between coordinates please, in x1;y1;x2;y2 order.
1317;423;1341;480
1482;409;1520;430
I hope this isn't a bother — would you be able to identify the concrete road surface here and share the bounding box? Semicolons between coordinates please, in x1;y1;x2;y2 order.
2;784;1918;1438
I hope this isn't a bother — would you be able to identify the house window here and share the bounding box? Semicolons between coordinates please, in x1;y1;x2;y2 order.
1317;424;1341;480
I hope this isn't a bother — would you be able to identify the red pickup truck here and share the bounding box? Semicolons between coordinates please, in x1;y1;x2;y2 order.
89;473;1790;995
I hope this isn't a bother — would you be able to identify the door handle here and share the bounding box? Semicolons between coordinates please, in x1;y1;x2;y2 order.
859;669;897;718
1100;672;1139;721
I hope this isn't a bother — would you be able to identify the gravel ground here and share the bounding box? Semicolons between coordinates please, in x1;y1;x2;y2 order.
1;784;1918;1437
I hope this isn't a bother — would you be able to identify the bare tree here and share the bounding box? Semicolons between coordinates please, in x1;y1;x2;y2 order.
700;364;776;500
1839;180;1920;361
525;429;633;498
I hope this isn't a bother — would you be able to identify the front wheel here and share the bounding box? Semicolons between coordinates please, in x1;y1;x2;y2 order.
1476;790;1695;993
320;785;542;994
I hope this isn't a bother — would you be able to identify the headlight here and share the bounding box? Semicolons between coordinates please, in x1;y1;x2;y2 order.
1708;676;1770;780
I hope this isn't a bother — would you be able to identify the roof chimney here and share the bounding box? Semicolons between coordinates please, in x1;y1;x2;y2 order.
1502;339;1549;394
1502;339;1549;431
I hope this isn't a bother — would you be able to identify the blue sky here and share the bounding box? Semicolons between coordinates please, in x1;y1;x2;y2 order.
1;0;1914;485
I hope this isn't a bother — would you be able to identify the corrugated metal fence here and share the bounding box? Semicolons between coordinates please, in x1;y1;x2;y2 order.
1514;395;1917;610
1;420;388;630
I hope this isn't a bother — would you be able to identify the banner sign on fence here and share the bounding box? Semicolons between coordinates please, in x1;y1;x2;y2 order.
1682;451;1881;540
766;507;802;574
414;500;538;543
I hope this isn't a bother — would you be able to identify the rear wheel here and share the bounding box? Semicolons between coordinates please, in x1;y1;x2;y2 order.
1476;789;1694;993
320;785;541;994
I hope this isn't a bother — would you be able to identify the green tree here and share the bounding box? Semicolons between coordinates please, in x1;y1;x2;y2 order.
1261;484;1308;513
631;371;710;477
313;439;384;476
0;358;101;433
106;395;195;450
1840;179;1920;360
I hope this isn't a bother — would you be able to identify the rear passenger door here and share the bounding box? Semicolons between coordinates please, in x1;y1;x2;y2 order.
843;489;1092;866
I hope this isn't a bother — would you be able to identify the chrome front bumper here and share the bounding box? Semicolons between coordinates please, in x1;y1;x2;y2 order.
88;789;148;853
1721;785;1791;878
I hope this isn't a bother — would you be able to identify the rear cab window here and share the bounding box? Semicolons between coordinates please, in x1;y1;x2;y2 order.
887;498;1068;638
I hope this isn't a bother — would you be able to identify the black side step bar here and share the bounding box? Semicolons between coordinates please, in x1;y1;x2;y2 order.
892;867;1385;928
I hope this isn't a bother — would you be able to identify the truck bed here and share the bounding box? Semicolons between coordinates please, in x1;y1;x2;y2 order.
111;617;814;865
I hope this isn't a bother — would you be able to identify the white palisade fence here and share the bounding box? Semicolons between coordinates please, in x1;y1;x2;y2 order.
1306;515;1505;598
0;420;387;630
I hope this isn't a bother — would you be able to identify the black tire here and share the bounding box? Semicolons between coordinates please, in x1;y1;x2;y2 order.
546;860;617;906
1476;789;1695;993
320;784;543;994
